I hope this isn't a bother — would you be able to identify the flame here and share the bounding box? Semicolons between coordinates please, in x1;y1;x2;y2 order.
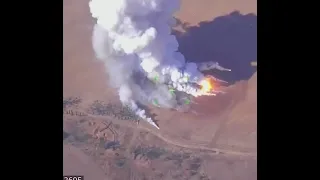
199;77;214;92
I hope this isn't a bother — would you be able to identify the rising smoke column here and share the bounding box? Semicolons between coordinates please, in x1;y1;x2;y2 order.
89;0;229;129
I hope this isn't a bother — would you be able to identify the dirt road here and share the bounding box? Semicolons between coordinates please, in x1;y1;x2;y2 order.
64;111;256;158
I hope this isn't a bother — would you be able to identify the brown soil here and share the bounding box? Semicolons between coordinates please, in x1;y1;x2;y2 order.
63;0;257;179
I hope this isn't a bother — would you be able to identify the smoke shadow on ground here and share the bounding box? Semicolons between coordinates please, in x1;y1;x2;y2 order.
173;11;257;83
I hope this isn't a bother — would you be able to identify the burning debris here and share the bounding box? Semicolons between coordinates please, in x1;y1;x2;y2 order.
88;0;230;129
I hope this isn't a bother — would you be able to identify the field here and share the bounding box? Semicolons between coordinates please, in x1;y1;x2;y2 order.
63;0;257;179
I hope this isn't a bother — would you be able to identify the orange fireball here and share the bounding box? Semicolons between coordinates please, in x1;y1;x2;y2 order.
199;77;214;92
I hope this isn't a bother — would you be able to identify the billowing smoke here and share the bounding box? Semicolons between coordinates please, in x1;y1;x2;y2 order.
89;0;230;129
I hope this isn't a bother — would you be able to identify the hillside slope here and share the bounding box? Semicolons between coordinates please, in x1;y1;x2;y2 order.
63;0;257;179
63;144;107;179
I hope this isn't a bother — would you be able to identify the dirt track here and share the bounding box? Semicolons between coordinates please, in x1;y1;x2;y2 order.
65;111;256;158
63;0;257;179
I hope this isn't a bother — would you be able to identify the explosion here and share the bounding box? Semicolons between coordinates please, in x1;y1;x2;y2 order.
199;77;214;93
88;0;230;129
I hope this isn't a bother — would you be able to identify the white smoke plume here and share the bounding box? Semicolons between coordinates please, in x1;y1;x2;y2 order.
89;0;230;129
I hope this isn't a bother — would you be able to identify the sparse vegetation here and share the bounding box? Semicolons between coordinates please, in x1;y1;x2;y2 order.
115;158;126;168
192;157;202;164
189;157;202;176
74;133;92;142
89;100;114;116
133;146;166;160
190;171;197;176
133;146;144;159
64;109;86;116
63;96;82;109
146;147;166;159
99;138;105;148
118;105;140;120
104;141;120;150
190;163;201;171
88;100;141;122
62;93;255;180
164;152;191;166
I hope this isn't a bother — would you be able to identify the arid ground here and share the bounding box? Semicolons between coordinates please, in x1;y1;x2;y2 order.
63;0;257;179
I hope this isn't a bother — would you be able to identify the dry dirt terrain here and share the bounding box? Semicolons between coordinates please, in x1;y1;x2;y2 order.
63;0;257;179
